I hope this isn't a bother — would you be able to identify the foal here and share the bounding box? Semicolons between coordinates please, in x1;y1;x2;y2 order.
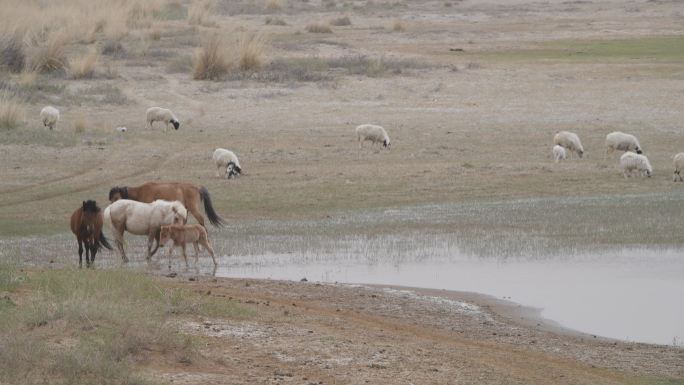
70;200;112;268
159;224;217;269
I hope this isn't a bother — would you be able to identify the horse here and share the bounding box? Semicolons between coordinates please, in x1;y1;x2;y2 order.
159;224;217;270
104;199;188;263
108;182;226;228
70;200;112;268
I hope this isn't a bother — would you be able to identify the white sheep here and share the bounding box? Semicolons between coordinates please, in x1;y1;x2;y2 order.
619;152;652;178
673;153;684;182
146;107;180;131
212;148;242;179
40;106;59;130
552;145;567;163
116;126;127;133
355;124;390;149
605;131;642;159
552;131;583;159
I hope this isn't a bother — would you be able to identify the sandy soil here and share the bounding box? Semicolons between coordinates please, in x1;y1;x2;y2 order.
150;274;683;384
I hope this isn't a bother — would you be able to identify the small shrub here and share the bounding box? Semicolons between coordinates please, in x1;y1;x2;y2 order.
28;33;68;73
306;23;333;33
101;40;125;57
0;93;24;129
330;16;351;26
237;33;266;71
69;51;98;79
265;0;283;12
0;32;25;73
193;34;230;80
392;19;405;32
265;16;287;26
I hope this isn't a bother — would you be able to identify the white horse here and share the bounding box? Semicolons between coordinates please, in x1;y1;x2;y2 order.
104;199;187;262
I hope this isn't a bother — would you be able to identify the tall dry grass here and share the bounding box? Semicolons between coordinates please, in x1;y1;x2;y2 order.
188;0;217;27
0;93;25;130
27;32;69;73
193;33;230;80
237;33;267;71
69;50;99;79
306;23;333;33
265;0;284;12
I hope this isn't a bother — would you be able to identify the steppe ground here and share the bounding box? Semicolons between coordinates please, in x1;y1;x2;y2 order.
1;0;684;384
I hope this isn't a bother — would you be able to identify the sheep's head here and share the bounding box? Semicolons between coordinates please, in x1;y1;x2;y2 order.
577;150;584;158
171;119;180;130
636;147;643;154
226;162;242;179
383;139;391;149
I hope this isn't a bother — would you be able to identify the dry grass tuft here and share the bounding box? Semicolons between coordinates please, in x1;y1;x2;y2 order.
188;1;218;27
73;114;86;134
28;33;68;74
237;33;267;71
330;16;351;26
265;16;287;26
264;0;284;12
0;93;25;130
69;50;99;79
392;19;406;32
306;23;333;34
193;33;230;80
148;27;162;41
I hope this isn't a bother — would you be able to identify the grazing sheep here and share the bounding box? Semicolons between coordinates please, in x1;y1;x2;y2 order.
553;131;584;159
116;126;127;133
673;153;684;182
619;152;652;178
552;145;567;163
605;131;642;159
40;106;59;130
212;148;242;179
356;124;390;149
146;107;180;131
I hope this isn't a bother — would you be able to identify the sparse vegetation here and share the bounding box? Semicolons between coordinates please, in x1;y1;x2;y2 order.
392;19;406;32
0;93;24;130
193;33;230;80
306;23;333;33
74;114;86;133
265;16;287;26
265;0;284;12
330;16;352;26
0;31;25;73
27;33;69;74
167;54;194;73
188;0;218;27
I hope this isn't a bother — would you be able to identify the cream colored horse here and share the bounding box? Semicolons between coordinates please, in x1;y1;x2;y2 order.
104;199;187;262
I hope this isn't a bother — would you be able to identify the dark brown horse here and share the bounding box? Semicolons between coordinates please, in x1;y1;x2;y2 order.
70;200;112;268
108;182;226;227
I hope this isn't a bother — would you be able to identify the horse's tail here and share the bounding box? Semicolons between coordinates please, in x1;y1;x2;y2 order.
98;232;113;250
199;186;226;227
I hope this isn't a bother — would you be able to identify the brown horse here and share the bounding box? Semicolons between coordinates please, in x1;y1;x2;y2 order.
70;200;112;268
108;182;226;227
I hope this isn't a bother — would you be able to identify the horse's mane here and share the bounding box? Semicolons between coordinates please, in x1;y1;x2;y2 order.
108;186;128;200
82;200;99;213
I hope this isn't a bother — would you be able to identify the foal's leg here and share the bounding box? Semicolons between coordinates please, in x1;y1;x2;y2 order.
167;243;174;269
200;237;217;267
181;244;189;269
77;238;84;268
192;241;200;267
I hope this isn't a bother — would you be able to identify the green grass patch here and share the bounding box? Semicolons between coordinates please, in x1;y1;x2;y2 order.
0;267;253;384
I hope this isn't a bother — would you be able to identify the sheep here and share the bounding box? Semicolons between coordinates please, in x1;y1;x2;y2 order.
355;124;390;149
40;106;59;130
552;145;567;163
212;148;242;179
552;131;583;159
605;131;642;160
619;152;652;178
673;153;684;182
116;126;127;133
146;107;180;131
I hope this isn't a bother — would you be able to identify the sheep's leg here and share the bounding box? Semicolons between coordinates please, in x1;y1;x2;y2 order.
78;239;84;268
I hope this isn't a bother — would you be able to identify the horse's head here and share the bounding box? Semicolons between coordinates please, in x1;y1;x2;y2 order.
81;200;99;233
82;200;99;213
171;201;188;224
108;186;128;202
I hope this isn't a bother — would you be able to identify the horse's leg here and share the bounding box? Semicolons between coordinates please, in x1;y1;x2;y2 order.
201;238;217;267
89;238;97;268
181;244;188;269
77;238;84;268
112;223;128;263
147;233;157;260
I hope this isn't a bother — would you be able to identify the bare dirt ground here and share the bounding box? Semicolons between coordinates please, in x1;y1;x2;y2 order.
2;0;684;383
